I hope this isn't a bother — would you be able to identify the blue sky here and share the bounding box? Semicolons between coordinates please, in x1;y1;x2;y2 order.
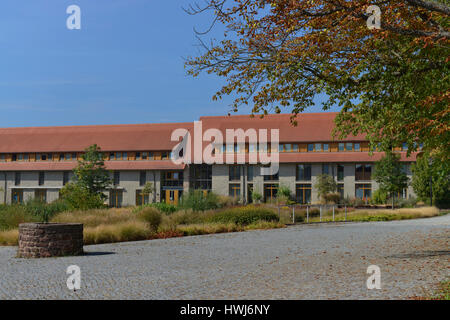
0;0;338;128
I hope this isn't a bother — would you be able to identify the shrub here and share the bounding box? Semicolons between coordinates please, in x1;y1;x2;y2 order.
217;196;240;208
371;189;388;205
180;190;220;212
324;192;341;204
23;199;69;223
209;205;278;225
59;183;105;210
136;202;178;215
139;207;162;232
278;186;291;198
251;191;263;203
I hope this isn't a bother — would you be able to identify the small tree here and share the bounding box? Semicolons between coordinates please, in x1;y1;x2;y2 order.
73;144;111;201
373;152;409;209
412;153;450;208
314;174;337;203
141;182;155;204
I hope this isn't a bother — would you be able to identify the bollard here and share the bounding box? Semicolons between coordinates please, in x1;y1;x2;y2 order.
292;206;295;224
306;206;309;223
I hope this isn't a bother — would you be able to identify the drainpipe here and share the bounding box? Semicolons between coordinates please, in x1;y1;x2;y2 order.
153;171;156;203
1;172;6;204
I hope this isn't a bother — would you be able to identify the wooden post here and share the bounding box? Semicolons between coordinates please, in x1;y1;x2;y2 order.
292;206;295;224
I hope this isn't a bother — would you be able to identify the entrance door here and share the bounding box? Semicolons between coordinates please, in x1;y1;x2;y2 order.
12;189;23;204
165;190;179;205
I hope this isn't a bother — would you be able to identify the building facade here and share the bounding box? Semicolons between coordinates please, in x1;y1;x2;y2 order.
0;113;417;206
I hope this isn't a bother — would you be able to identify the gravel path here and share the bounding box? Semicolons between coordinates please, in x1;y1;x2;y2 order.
0;215;448;299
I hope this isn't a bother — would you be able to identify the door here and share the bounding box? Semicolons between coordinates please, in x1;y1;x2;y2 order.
12;189;23;204
165;190;179;205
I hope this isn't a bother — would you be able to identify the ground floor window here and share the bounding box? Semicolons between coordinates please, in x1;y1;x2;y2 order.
35;189;47;202
229;183;240;198
264;184;278;202
110;189;123;208
247;184;253;203
12;189;23;204
355;184;371;201
337;184;345;200
296;184;311;204
135;190;149;206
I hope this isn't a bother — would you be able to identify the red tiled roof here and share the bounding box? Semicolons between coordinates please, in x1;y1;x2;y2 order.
0;161;185;171
200;112;366;143
0;122;194;153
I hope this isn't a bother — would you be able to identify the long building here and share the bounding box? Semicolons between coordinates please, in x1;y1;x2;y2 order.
0;112;417;206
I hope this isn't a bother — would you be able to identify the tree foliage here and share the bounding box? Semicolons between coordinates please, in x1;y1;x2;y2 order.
73;144;111;201
411;153;450;207
186;0;450;160
314;174;337;201
373;151;409;199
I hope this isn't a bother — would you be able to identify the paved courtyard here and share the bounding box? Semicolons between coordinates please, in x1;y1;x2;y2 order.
0;215;448;299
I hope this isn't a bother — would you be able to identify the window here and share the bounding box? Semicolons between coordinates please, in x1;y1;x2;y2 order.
355;184;371;200
307;144;314;152
12;154;17;161
355;164;372;181
292;144;299;152
12;189;23;204
0;154;5;162
354;143;360;151
190;165;212;190
323;144;329;152
115;152;122;160
24;154;29;161
264;184;278;202
229;165;241;181
296;184;311;204
63;172;70;185
139;171;146;186
65;153;71;161
337;184;344;200
136;190;149;206
15;172;21;186
41;154;48;161
322;164;330;175
247;166;254;181
142;152;148;160
296;164;311;181
36;154;41;161
110;190;123;208
38;172;45;186
285;144;292;152
402;143;408;151
346;143;353;151
338;143;345;151
59;154;64;161
229;184;241;198
315;143;322;152
72;153;77;160
113;171;120;186
337;164;345;181
35;190;47;202
18;154;23;161
263;171;279;181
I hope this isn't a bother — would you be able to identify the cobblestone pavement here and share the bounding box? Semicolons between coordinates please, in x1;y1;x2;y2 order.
0;215;448;299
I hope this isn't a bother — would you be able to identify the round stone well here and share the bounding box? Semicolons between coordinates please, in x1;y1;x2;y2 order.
18;223;84;258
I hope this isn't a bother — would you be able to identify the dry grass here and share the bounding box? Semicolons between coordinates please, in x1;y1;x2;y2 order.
309;206;439;222
0;229;19;246
83;220;152;245
51;208;137;227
